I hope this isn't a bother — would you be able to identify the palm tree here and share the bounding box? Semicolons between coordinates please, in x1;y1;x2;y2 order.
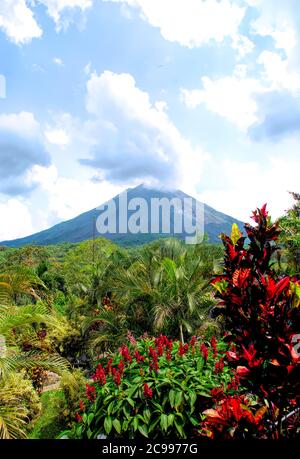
152;256;216;342
0;266;46;304
0;302;69;438
82;308;128;359
114;239;218;341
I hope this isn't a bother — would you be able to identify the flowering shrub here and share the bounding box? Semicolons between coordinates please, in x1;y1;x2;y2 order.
67;335;239;439
205;205;300;438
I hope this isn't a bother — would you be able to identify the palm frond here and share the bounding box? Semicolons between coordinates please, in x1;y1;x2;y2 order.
0;351;69;379
0;387;28;439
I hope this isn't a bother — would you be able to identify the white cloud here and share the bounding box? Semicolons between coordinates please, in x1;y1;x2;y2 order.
28;165;123;221
83;70;207;193
0;199;34;240
181;46;300;132
232;34;254;59
258;50;300;93
45;128;70;146
104;0;247;50
0;0;42;44
53;57;64;66
38;0;92;30
0;111;41;138
0;0;92;43
181;67;264;131
246;0;297;57
198;154;299;223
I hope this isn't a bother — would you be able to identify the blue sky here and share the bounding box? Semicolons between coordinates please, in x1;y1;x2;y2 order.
0;0;300;240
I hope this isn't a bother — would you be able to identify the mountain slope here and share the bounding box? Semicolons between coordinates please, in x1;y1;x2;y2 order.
1;185;244;247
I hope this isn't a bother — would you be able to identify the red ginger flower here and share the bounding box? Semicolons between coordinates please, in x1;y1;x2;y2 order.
86;384;96;401
120;345;132;362
106;358;113;375
155;334;172;349
211;335;217;350
113;370;122;386
149;346;157;359
157;345;164;356
167;340;173;351
166;350;172;361
178;342;189;356
155;335;165;347
214;358;225;374
149;346;159;372
134;350;145;363
92;364;106;385
190;335;197;347
143;383;153;398
200;343;208;360
118;360;125;374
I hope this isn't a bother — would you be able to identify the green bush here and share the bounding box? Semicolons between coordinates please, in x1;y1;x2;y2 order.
65;335;238;439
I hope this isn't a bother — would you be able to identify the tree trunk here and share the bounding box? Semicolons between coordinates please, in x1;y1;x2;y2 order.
179;323;184;344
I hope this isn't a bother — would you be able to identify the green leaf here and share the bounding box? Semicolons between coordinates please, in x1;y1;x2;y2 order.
198;391;211;398
190;416;199;426
167;413;175;427
152;401;163;411
76;425;82;437
138;424;148;438
127;384;139;398
107;401;115;416
87;413;95;426
148;417;160;433
103;395;114;404
169;389;175;408
143;408;151;424
122;419;129;431
123;405;130;419
133;416;139;432
104;416;112;435
160;414;168;432
113;419;121;434
189;390;197;408
174;419;184;438
174;391;183;408
127;397;135;408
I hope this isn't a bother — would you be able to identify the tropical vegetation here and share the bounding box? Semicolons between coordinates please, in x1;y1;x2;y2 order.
0;199;299;439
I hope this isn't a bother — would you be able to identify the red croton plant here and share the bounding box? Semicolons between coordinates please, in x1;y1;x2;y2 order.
203;205;300;439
